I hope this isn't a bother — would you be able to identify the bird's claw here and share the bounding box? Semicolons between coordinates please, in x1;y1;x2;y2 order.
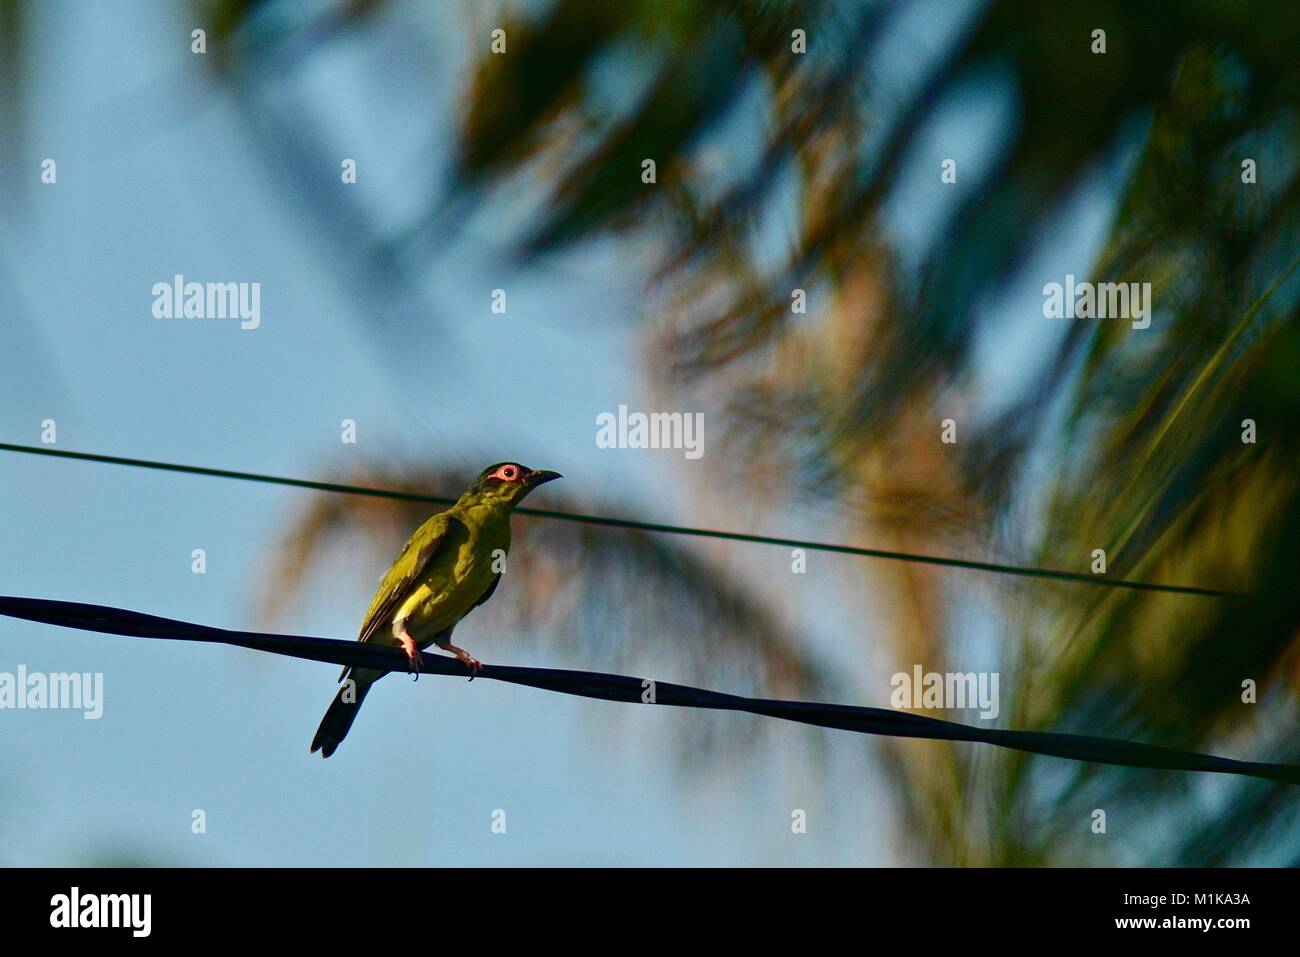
456;651;482;681
398;634;424;681
407;649;425;680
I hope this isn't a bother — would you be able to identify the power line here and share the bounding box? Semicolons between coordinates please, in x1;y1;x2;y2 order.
0;442;1243;598
0;595;1292;783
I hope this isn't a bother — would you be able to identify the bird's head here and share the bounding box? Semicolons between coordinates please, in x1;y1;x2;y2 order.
464;462;562;510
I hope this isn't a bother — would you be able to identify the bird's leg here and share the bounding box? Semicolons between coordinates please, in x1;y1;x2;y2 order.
435;638;481;680
396;626;424;680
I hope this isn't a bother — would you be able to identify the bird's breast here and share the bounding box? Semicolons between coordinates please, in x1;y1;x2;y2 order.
402;511;511;637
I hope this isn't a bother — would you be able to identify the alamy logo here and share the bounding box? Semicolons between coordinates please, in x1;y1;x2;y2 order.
890;666;999;720
0;666;102;719
596;405;703;460
1042;274;1152;329
152;274;261;329
50;887;151;937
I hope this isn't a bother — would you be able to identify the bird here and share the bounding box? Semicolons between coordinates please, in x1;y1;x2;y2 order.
310;462;561;758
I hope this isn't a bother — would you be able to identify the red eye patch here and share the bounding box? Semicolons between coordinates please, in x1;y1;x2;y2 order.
491;464;522;482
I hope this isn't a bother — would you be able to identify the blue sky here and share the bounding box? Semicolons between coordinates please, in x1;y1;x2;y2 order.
0;0;904;866
0;0;1137;866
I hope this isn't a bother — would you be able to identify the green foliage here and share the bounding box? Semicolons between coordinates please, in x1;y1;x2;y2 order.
200;0;1300;863
437;0;1300;864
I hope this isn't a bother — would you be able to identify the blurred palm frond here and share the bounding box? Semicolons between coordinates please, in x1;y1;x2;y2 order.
203;0;1300;863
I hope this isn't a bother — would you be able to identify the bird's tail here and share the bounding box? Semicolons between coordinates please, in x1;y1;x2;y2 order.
311;668;380;758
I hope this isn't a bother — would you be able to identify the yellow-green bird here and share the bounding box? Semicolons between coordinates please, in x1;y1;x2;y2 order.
311;462;561;757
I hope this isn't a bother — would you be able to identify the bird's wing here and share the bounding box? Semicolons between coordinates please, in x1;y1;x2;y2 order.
356;511;462;647
471;572;501;610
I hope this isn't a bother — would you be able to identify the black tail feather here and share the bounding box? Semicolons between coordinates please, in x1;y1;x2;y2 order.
310;671;374;758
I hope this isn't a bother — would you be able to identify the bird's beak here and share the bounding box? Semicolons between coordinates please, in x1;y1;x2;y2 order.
527;469;562;486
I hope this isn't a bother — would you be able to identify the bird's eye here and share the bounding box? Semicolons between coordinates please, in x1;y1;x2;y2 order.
498;465;519;481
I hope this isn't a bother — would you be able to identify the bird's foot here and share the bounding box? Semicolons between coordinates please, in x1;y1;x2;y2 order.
455;650;482;681
398;631;424;680
437;641;482;680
